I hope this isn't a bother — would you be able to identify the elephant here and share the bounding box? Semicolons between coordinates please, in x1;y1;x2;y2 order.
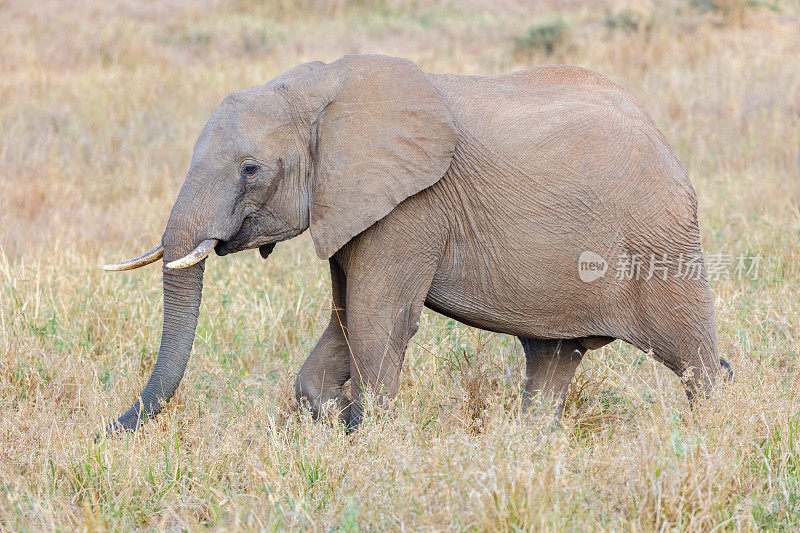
102;54;729;434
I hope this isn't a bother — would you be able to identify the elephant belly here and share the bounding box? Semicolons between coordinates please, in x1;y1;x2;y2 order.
419;159;627;340
424;238;615;340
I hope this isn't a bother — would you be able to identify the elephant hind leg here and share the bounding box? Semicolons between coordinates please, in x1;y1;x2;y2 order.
520;338;587;423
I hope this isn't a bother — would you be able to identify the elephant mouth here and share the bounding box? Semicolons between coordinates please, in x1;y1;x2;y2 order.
215;239;275;259
214;239;235;256
214;214;255;256
214;215;276;259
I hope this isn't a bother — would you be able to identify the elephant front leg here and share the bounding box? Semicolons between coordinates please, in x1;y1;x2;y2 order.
295;259;351;422
343;254;437;430
520;338;587;424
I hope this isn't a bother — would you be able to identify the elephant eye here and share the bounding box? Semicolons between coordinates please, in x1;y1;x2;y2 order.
242;164;259;177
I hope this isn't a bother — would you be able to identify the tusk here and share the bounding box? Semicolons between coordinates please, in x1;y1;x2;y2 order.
165;239;218;269
102;245;163;271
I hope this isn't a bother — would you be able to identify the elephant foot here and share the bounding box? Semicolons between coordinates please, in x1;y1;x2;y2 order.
321;395;351;426
294;377;352;425
522;395;568;433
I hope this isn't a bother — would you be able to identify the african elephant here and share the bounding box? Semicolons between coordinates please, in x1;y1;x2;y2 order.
103;54;728;434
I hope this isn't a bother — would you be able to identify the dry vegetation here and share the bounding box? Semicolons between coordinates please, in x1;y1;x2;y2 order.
1;0;799;529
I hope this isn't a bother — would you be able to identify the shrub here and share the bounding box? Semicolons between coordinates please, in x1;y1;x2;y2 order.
604;9;647;33
515;20;568;56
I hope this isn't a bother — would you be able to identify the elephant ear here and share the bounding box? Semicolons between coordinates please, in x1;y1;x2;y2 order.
293;55;457;259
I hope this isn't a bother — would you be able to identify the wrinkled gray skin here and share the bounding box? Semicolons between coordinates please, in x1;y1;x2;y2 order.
108;55;728;433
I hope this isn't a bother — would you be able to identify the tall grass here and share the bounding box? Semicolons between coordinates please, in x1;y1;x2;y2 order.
1;0;799;529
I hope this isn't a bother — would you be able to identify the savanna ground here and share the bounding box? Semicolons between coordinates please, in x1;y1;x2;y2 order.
1;0;799;529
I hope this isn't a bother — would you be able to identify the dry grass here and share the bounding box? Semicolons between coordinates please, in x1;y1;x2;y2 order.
1;0;799;529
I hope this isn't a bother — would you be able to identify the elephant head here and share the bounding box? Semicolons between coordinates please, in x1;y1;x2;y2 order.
102;55;457;433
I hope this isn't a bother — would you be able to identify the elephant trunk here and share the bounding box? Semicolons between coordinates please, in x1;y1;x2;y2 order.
108;182;210;433
109;260;204;432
